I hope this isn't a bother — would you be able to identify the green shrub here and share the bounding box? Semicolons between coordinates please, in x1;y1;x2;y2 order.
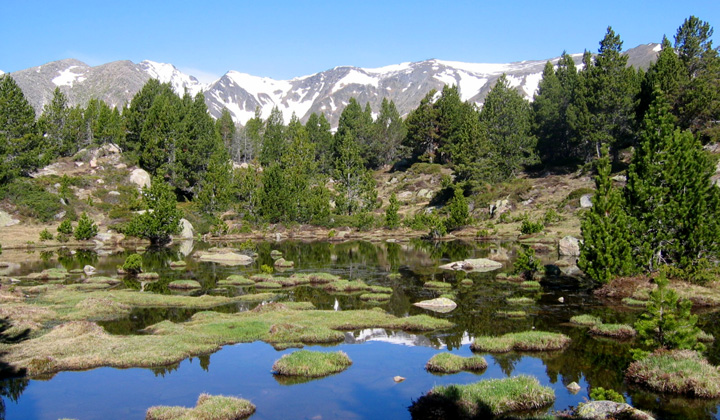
0;179;62;222
74;212;98;240
385;193;400;229
125;178;181;245
122;254;143;274
405;212;446;237
589;387;625;403
354;212;376;231
39;228;53;241
513;246;543;280
543;208;563;225
445;186;470;231
260;264;274;274
57;219;73;235
520;218;544;235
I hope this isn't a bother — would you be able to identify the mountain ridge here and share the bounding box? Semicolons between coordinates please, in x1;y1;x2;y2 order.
8;43;660;128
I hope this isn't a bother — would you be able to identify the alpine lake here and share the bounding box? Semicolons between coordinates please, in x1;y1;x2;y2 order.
1;239;719;420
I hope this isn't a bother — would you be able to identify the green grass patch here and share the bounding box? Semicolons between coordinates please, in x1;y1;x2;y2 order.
272;350;351;377
460;279;473;286
368;285;392;293
424;281;452;289
506;297;534;305
168;280;201;290
569;314;602;327
305;272;341;284
589;323;636;339
520;281;541;289
217;275;254;286
425;353;487;374
359;293;391;301
254;281;282;289
698;330;715;343
250;273;275;282
495;310;527;318
626;350;720;398
146;393;255;420
322;280;369;292
471;331;571;353
410;375;555;418
622;297;648;307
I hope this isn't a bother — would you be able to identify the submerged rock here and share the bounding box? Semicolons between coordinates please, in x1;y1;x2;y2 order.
393;376;405;383
439;258;503;272
413;297;457;313
567;381;581;393
575;401;655;420
196;250;253;266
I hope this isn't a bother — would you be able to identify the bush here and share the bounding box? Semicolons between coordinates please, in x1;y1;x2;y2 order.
520;218;544;235
39;228;53;241
74;212;98;240
0;179;62;222
405;211;446;238
543;208;563;225
122;254;143;274
57;219;73;235
125;178;182;246
445;186;470;231
513;245;543;280
589;387;625;403
385;193;400;229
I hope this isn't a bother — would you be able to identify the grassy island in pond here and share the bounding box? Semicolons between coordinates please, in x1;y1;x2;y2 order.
425;353;487;374
626;350;720;398
272;350;352;377
146;393;255;420
471;331;570;353
410;375;555;418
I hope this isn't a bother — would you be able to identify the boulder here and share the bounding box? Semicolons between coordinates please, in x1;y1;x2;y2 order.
566;382;581;393
575;401;655;420
439;258;503;272
83;265;97;276
0;210;20;227
580;194;593;208
274;258;294;268
488;247;510;262
130;168;151;190
197;250;253;266
490;198;510;217
559;236;581;256
178;218;194;239
413;297;457;312
612;174;627;182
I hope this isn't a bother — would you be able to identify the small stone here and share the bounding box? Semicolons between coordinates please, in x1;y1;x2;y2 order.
393;376;405;383
580;194;593;208
567;381;581;393
83;265;97;276
558;297;565;303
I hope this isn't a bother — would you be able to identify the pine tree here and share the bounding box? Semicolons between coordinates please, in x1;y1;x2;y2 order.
259;107;285;167
625;89;720;270
568;28;639;160
306;112;333;173
333;130;377;215
480;75;538;181
373;98;406;167
38;87;72;157
445;186;470;231
126;177;182;246
385;192;400;229
175;92;221;195
238;107;263;163
195;148;233;213
578;147;637;283
403;89;440;162
638;36;684;122
0;75;43;183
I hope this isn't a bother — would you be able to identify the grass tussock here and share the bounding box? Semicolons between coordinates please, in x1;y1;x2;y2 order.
168;280;202;290
253;281;282;289
622;297;648;307
569;314;602;327
322;280;370;293
146;393;255;420
471;331;570;353
423;281;452;289
506;297;535;305
425;353;487;374
218;275;254;286
589;323;636;339
272;350;351;377
495;310;527;318
626;350;720;398
520;281;541;289
410;375;555;418
305;272;341;284
359;293;391;302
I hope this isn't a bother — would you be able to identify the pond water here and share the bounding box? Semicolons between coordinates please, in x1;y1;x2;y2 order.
1;240;719;420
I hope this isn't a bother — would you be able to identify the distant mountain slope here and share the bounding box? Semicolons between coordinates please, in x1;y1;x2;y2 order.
9;43;659;128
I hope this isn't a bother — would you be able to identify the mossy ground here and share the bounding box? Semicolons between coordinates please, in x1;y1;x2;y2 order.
146;393;255;420
271;350;351;377
425;353;487;374
626;350;720;398
471;331;571;353
409;375;555;418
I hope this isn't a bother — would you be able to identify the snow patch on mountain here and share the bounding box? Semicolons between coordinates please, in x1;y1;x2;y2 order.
456;71;487;102
52;66;87;87
332;69;379;92
139;60;204;96
522;72;544;98
435;59;510;75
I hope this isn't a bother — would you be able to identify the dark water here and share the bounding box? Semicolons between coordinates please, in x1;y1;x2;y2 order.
1;240;719;420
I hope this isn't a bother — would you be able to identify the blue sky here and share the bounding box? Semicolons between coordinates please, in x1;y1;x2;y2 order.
1;1;718;82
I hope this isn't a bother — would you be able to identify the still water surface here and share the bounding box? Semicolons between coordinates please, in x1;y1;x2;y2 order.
1;240;719;419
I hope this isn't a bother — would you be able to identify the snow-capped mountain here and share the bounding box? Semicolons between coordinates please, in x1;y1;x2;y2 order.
7;43;659;128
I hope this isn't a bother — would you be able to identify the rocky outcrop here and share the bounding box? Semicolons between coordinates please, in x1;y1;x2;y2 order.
439;258;503;272
559;236;581;256
413;297;457;313
574;401;655;420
